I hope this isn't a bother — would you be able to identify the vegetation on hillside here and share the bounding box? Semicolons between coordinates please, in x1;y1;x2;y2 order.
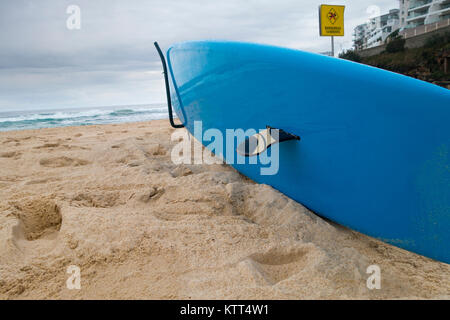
385;31;406;53
338;49;362;63
339;32;450;85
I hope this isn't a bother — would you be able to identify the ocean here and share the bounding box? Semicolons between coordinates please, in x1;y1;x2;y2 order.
0;104;169;132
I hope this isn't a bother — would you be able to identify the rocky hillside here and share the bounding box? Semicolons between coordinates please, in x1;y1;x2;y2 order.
340;33;450;89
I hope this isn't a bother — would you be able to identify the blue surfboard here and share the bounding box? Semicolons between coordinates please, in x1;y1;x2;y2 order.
160;41;450;263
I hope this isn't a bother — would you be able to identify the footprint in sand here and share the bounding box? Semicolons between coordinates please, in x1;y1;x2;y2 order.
11;198;62;241
0;151;21;159
146;144;167;156
16;136;32;142
39;156;90;168
59;145;90;151
71;192;123;208
137;186;165;203
25;177;61;185
33;142;60;149
2;138;19;144
170;165;193;178
246;246;316;284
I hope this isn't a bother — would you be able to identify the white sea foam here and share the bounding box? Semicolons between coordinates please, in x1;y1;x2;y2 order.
0;105;169;131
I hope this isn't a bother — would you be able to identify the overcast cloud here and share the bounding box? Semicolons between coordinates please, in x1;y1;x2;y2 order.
0;0;397;111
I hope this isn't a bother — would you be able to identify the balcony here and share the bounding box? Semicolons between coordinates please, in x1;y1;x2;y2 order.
409;0;433;11
387;18;400;26
407;15;427;22
406;20;425;28
407;9;429;21
438;2;450;10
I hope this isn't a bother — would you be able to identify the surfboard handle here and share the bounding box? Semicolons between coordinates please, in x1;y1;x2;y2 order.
154;41;184;129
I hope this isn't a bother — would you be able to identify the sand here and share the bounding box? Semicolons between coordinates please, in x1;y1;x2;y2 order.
0;120;448;299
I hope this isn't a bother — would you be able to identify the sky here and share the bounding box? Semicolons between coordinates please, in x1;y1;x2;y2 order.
0;0;397;111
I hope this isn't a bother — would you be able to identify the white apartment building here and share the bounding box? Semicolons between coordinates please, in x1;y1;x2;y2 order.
353;9;400;50
354;1;450;50
399;0;450;29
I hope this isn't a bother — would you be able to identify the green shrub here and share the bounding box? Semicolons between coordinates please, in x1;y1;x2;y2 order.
424;32;450;48
430;71;446;80
358;31;449;84
386;37;406;53
338;50;362;62
385;30;400;43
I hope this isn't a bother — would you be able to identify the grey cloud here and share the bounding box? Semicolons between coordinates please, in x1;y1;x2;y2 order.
0;0;398;110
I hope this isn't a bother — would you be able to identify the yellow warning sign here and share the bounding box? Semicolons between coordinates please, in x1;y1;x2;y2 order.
319;4;345;36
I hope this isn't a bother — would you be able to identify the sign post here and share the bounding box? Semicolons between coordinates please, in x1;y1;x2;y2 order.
319;4;345;57
331;36;335;57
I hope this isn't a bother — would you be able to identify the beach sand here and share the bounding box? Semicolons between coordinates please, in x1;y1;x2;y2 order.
0;120;448;299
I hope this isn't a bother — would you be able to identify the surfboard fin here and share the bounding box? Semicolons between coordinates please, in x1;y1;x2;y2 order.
236;126;300;157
